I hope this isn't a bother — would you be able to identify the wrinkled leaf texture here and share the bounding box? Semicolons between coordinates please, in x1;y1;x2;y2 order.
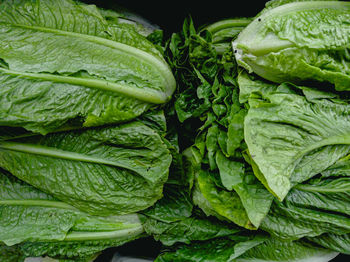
0;169;144;260
0;119;172;215
0;0;175;134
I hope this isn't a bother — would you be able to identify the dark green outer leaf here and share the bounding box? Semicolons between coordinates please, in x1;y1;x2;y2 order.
260;172;350;240
155;234;267;262
243;78;350;200
0;168;144;235
0;0;175;134
308;233;350;255
0;168;144;260
142;214;240;246
0;245;25;262
0;121;172;215
234;1;350;91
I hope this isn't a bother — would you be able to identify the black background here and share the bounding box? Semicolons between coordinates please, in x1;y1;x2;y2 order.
80;1;349;261
82;0;267;35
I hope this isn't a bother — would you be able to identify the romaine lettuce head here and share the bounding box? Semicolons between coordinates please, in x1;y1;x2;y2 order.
0;0;176;135
0;114;172;216
0;169;144;261
233;1;350;91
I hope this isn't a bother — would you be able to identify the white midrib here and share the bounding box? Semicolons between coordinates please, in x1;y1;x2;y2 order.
0;141;132;169
0;199;77;210
64;225;144;241
295;179;350;193
1;23;176;103
0;198;144;241
234;1;350;56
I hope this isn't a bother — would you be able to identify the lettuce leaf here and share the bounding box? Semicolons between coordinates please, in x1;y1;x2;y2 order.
241;71;350;200
233;1;350;91
0;0;175;134
0;169;144;260
164;17;274;230
155;235;338;262
308;233;350;255
0;118;172;215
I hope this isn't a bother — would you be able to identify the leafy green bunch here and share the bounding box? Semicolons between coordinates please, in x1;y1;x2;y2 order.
0;0;176;260
1;0;350;261
143;0;350;261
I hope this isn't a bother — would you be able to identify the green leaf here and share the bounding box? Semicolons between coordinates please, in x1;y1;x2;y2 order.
192;178;227;221
0;169;78;245
243;77;350;200
142;213;240;246
216;151;273;228
196;170;254;229
141;184;193;223
155;233;337;262
216;151;245;190
141;142;195;223
155;234;267;262
0;245;25;262
293;177;350;215
260;174;350;240
0;120;172;215
204;18;252;54
236;238;338;262
19;228;143;261
0;169;144;260
233;1;350;91
322;156;350;177
0;0;175;134
226;108;247;156
308;233;350;255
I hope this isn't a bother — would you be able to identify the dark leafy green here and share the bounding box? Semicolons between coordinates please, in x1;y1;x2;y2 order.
1;0;350;261
308;233;350;255
0;169;144;261
240;71;350;200
0;0;175;135
0;117;172;215
164;17;274;230
233;0;350;91
155;235;338;262
260;158;350;240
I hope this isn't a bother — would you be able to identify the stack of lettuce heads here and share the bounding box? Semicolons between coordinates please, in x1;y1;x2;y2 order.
0;0;175;260
1;0;350;261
